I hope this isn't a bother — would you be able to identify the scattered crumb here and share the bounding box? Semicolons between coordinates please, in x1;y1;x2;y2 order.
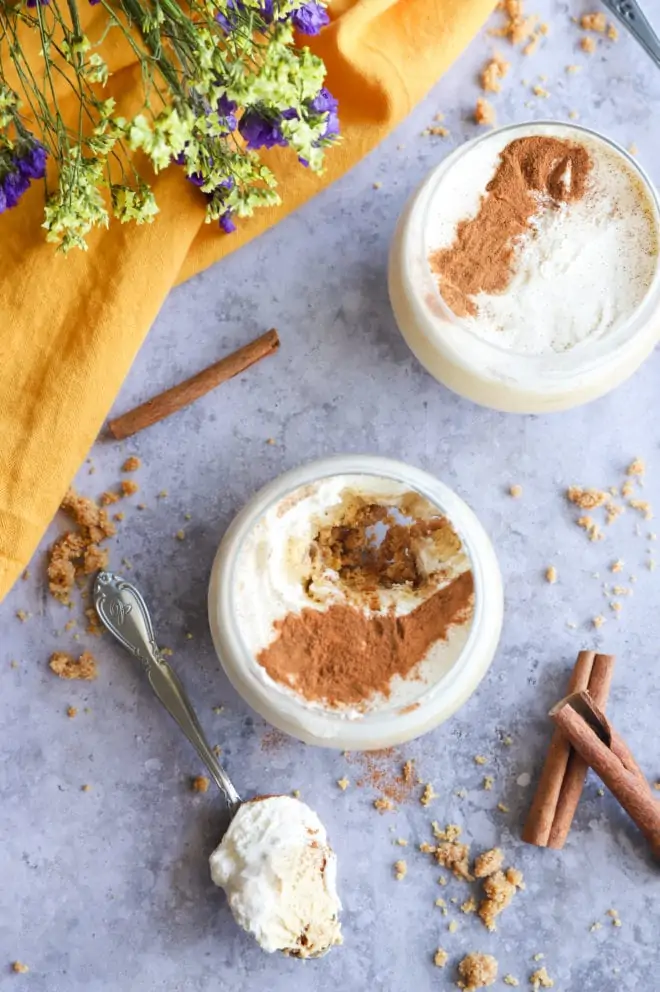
11;962;29;974
497;802;510;813
532;84;549;98
566;64;581;73
161;647;173;657
478;868;524;931
10;660;18;669
606;908;618;918
590;921;602;932
448;920;459;934
474;848;504;878
461;896;478;914
120;479;139;497
483;776;494;791
481;53;510;93
419;841;437;854
394;859;407;881
474;755;487;765
22;568;30;581
628;142;638;156
438;874;448;885
15;610;29;622
337;777;350;791
629;499;653;520
568;486;608;510
427;125;450;138
597;787;605;796
49;650;98;681
607;22;619;40
122;456;141;472
592;615;606;629
545;565;557;584
504;978;520;988
581;11;607;32
374;798;394;812
605;503;624;525
627;457;645;477
85;607;104;637
492;0;538;46
435;897;447;912
157;490;168;499
530;967;554;989
191;776;210;793
66;706;77;718
568;109;580;120
532;954;544;962
396;838;408;847
100;491;120;506
509;484;523;498
81;783;92;792
577;516;603;542
457;952;498;990
610;602;622;612
612;918;622;927
292;789;301;798
474;98;496;126
420;782;437;806
611;560;624;573
501;735;513;746
434;948;449;969
175;530;186;541
113;512;125;522
455;787;468;799
435;829;473;881
372;181;382;190
580;35;596;53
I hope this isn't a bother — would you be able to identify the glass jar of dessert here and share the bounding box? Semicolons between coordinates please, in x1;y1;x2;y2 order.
208;456;503;749
388;121;660;413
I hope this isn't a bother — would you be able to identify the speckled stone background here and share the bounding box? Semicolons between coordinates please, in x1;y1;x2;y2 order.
3;2;660;989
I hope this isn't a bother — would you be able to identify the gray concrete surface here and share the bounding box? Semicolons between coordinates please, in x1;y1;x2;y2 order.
3;2;660;988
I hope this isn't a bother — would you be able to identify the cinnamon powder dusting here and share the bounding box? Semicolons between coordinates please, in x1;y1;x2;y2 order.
257;570;474;707
429;136;593;317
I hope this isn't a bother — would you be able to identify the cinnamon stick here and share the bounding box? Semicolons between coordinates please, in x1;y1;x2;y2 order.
108;329;280;440
521;650;595;847
550;691;660;859
547;653;615;849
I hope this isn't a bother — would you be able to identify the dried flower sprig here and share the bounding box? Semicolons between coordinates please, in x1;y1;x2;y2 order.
0;0;337;250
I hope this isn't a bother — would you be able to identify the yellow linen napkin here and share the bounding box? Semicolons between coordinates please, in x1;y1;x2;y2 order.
0;0;496;601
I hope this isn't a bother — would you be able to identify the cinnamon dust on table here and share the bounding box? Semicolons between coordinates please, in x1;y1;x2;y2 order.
343;750;417;806
257;570;474;708
429;136;593;318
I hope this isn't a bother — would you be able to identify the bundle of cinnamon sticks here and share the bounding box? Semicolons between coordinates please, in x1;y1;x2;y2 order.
523;650;660;857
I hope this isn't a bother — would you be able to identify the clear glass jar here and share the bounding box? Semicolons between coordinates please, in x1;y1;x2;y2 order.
208;455;503;750
389;121;660;413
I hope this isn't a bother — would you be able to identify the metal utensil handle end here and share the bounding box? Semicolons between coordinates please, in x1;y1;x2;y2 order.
93;571;241;810
602;0;660;69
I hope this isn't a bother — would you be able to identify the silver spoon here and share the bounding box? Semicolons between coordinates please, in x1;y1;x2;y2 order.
93;570;241;811
601;0;660;68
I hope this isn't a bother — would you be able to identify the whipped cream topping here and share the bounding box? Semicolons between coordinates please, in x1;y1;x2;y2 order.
232;474;473;718
210;796;342;957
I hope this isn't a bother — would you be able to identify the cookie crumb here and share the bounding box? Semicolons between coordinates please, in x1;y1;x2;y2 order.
420;782;437;806
580;11;607;31
372;181;382;190
11;962;29;974
532;84;549;98
607;22;619;40
474;848;503;878
292;789;301;798
81;783;91;792
568;486;608;510
474;754;487;765
175;530;186;541
509;484;523;498
629;499;652;520
374;798;394;812
122;456;141;472
478;867;523;931
434;948;449;968
530;967;554;989
457;952;498;990
394;859;407;880
448;920;459;933
610;559;624;573
545;565;557;584
628;142;638;156
483;776;494;791
504;978;520;988
461;896;478;914
497;802;510;813
590;921;602;932
66;706;77;718
566;64;581;73
191;776;210;793
480;53;510;92
396;837;408;846
49;650;98;681
337;777;350;791
120;480;139;497
580;35;596;53
627;457;645;477
420;841;437;854
474;98;496;126
592;615;606;629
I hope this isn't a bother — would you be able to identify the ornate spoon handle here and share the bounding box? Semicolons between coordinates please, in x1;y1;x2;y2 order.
94;571;241;810
601;0;660;68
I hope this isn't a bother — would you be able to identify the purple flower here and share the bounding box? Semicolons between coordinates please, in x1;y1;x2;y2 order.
216;94;237;133
219;211;236;233
308;87;340;140
0;186;7;215
16;142;47;181
187;172;206;187
2;170;31;209
89;0;101;5
239;110;287;150
291;1;329;35
26;0;50;6
215;0;242;33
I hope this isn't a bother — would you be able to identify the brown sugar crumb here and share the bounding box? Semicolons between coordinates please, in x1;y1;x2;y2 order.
474;98;496;126
402;759;415;784
461;896;478;914
85;607;104;637
567;486;608;510
580;35;596;53
435;830;473;882
474;754;487;765
611;560;624;573
621;479;635;499
113;512;125;522
66;706;77;718
592;615;606;629
11;962;29;974
605;503;624;526
493;0;538;46
483;776;494;790
427;125;450;138
530;967;554;989
509;484;523;498
504;978;520;988
627;457;645;477
61;488;115;543
374;798;394;812
49;650;98;681
435;897;447;912
420;782;437;806
120;479;139;497
545;565;557;584
434;948;449;968
122;456;141;472
457;952;498;990
478;867;524;931
396;837;408;846
419;841;437;854
607;22;619;40
82;544;109;574
577;516;603;542
15;609;29;622
480;54;510;93
337;777;350;791
393;859;407;880
581;11;607;32
474;848;504;878
47;532;86;602
629;499;653;520
100;491;120;506
191;776;210;793
532;84;549;98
